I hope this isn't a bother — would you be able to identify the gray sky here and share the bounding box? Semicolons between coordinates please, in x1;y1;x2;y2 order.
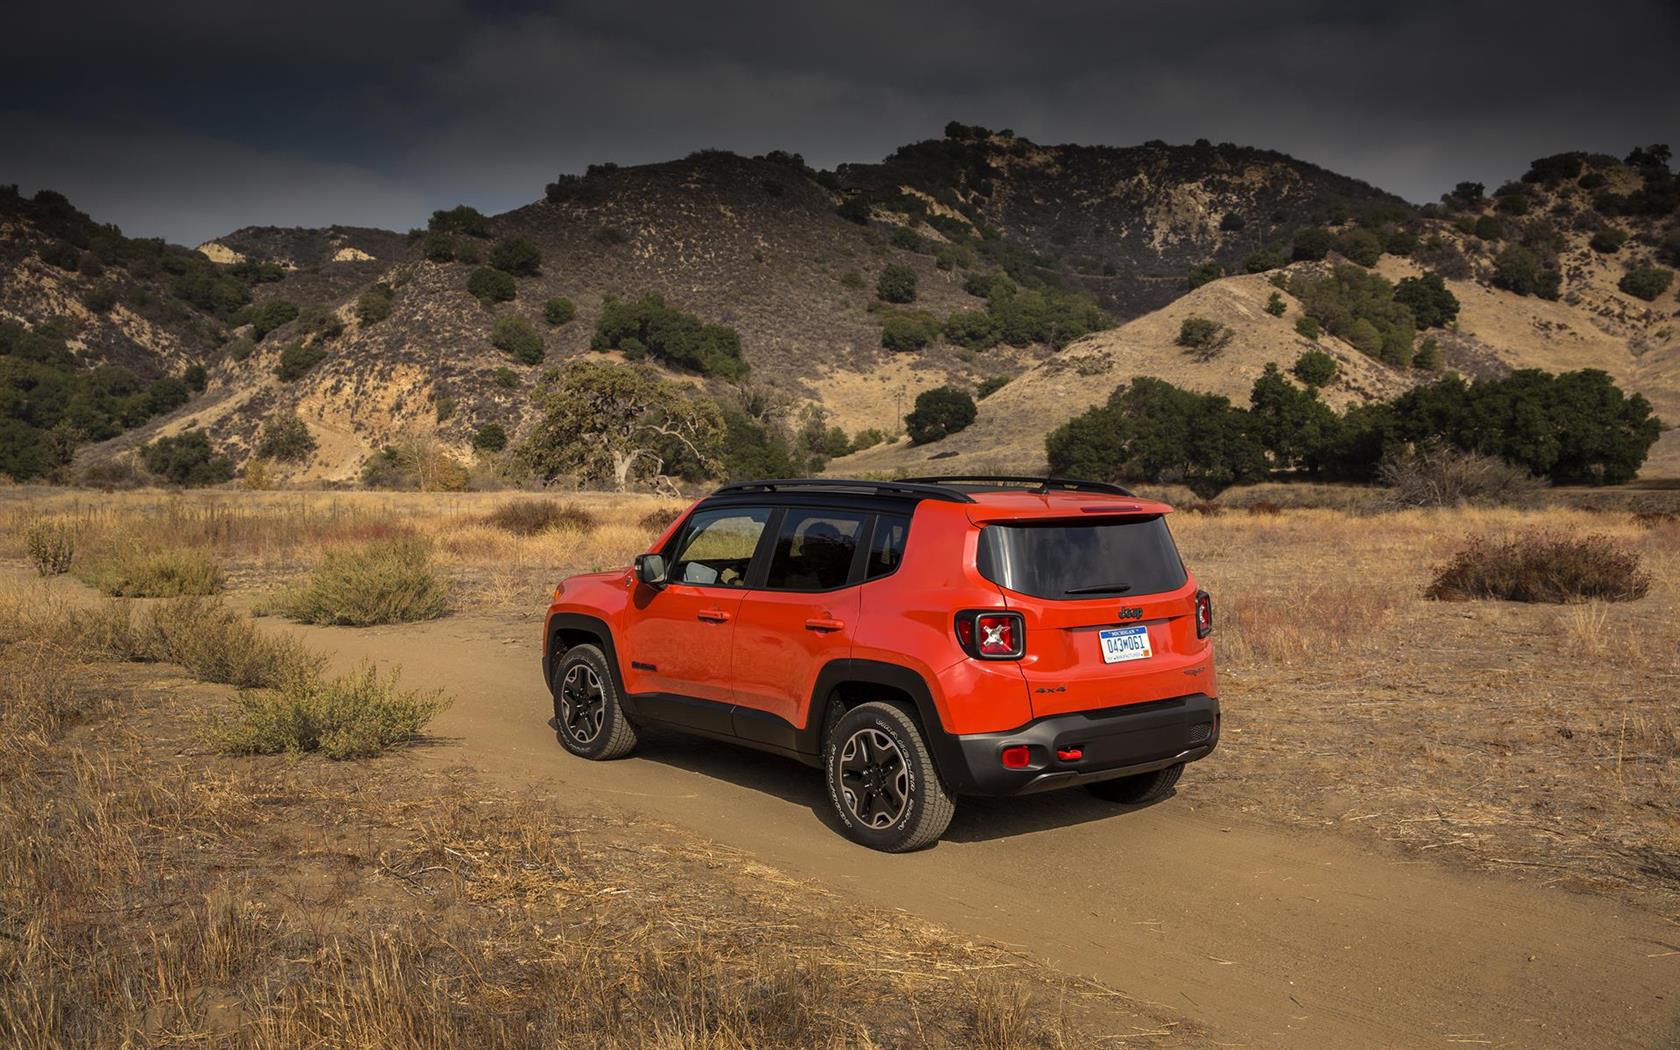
6;0;1677;245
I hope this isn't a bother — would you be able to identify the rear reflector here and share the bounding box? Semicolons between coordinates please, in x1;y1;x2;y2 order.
1000;746;1031;769
1056;747;1084;762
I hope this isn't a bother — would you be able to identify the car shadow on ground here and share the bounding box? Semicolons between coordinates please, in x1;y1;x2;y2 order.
566;721;1173;845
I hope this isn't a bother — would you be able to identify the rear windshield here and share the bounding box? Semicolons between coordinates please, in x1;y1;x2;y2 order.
977;516;1187;600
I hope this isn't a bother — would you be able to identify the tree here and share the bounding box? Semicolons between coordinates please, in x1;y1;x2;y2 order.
881;312;940;351
1187;261;1223;289
423;233;455;262
1492;245;1555;298
1291;227;1333;261
257;411;317;462
1248;363;1336;471
1292;349;1337;387
491;315;544;365
1289;264;1416;366
943;310;999;349
1295;316;1321;340
904;387;977;445
472;423;508;453
1589;227;1628;254
876;264;918;303
592;293;747;379
1393;272;1460;328
519;361;724;489
1176;317;1232;359
543;297;576;326
1619;266;1674;302
1265;291;1287;317
1333;229;1384;267
140;430;233;487
274;342;327;382
182;364;208;393
429;205;491;237
467;267;516;306
489;236;542;276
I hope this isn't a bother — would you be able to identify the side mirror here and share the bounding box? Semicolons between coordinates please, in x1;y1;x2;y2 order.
634;553;668;588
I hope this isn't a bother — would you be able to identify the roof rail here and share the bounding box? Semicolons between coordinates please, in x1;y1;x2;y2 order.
899;475;1136;497
711;478;976;504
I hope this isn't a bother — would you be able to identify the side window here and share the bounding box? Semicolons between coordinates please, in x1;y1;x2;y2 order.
764;509;867;591
867;514;910;580
668;508;770;587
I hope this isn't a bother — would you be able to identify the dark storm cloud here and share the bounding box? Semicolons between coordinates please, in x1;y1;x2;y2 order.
6;0;1677;244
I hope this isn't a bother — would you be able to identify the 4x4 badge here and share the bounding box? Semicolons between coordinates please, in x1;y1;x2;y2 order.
1118;606;1144;620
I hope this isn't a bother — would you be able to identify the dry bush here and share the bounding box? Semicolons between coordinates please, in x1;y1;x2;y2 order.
206;661;448;759
638;504;689;532
142;597;322;687
24;518;75;576
1245;500;1282;516
1180;500;1223;516
76;545;225;597
1427;531;1651;603
273;537;453;626
484;498;596;536
1632;510;1678;528
1379;441;1543;508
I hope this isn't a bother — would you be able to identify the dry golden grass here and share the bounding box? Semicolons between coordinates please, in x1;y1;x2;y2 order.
0;593;1193;1048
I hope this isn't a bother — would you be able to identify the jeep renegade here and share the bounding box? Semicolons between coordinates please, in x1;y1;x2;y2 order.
541;476;1219;852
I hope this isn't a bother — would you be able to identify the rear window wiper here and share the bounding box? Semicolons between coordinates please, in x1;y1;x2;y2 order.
1063;582;1132;595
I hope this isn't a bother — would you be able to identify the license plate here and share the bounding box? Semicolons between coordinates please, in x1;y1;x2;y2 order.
1099;624;1152;664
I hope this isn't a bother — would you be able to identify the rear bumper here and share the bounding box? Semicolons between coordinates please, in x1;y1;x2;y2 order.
942;693;1219;796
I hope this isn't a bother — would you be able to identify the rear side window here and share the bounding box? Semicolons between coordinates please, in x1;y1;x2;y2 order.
669;507;770;587
977;516;1187;600
866;514;910;579
764;509;866;591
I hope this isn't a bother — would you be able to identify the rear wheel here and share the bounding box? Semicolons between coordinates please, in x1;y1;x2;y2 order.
824;702;955;852
1087;762;1183;804
551;644;638;760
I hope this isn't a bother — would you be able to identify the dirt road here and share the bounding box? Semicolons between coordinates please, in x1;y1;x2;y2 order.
290;612;1679;1050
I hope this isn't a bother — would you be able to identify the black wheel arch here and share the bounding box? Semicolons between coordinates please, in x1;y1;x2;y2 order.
544;613;628;699
800;659;975;793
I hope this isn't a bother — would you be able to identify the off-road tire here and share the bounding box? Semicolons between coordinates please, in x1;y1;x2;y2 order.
824;701;955;853
551;644;638;760
1087;762;1183;804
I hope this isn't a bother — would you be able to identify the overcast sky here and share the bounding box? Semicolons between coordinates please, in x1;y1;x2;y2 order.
6;0;1677;245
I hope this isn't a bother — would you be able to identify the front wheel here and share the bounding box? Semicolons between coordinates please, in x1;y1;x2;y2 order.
824;702;955;852
551;644;638;760
1086;762;1183;805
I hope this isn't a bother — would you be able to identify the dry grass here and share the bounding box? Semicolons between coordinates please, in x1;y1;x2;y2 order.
23;518;74;576
1426;530;1651;603
76;545;225;597
0;592;1192;1048
482;498;597;536
269;537;453;626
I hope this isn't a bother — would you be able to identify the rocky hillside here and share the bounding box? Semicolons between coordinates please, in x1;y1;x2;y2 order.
2;135;1675;485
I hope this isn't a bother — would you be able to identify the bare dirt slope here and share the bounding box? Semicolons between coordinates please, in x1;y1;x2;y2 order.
276;612;1680;1050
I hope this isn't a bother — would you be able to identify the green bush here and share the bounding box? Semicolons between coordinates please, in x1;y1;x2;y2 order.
472;423;508;453
1265;292;1287;317
429;204;490;237
141;597;321;689
492;366;520;388
976;375;1010;399
935;243;974;271
592;294;746;379
1619;266;1673;302
877;264;918;303
357;282;394;324
890;226;926;251
206;661;449;759
1295;315;1321;340
77;546;224;597
1589;227;1628;254
881;311;942;351
467;267;516;306
248;299;298;340
904;387;977;445
1393;272;1460;328
543;296;575;325
1176;317;1232;359
1219;212;1245;232
183;364;208;392
273;537;453;626
140;430;233;486
38;240;81;270
837;196;872;224
1413;336;1443;371
257;411;317;462
81;282;118;313
423;232;456;262
943;310;999;349
224;337;255;363
1473;215;1505;241
275;342;327;381
491;314;544;365
1186;261;1224;289
1288;264;1416;366
1243;249;1285;273
1426;532;1649;603
1291;227;1333;261
1492;245;1560;299
1292;349;1337;387
1333;229;1383;267
490;236;542;276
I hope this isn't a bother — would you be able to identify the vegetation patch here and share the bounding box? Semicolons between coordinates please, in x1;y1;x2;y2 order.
206;661;449;759
491;314;544;365
483;499;597;536
272;538;453;626
1176;317;1233;359
592;294;747;379
905;387;977;445
1427;532;1651;603
76;546;225;597
25;519;76;576
1378;440;1543;507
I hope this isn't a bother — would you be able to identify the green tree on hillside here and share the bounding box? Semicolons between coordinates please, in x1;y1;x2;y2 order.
877;264;918;303
904;387;977;445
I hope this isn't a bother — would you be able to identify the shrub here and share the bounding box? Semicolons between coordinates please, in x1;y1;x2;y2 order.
638;505;687;532
206;661;448;759
140;430;234;486
257;411;317;462
141;597;321;688
224;337;255;363
1219;212;1245;232
837;196;872;224
1333;229;1384;267
183;364;208;392
1244;249;1285;273
1289;264;1415;365
976;375;1010;399
77;546;224;597
275;342;327;381
851;428;886;450
890;227;925;252
81;282;117;312
1473;215;1505;241
876;264;918;303
1413;336;1443;371
1264;292;1287;317
472;423;508;453
1492;245;1560;299
248;299;298;340
483;499;596;535
1426;532;1650;603
429;204;490;237
38;240;81;270
1292;349;1337;387
492;366;520;388
25;519;75;576
943;310;1000;350
489;236;541;276
1291;227;1333;261
1619;266;1673;302
905;387;977;445
273;537;453;626
543;296;575;325
1187;261;1223;290
435;395;455;423
468;267;516;306
1393;272;1460;328
1379;440;1542;507
357;282;394;324
423;232;456;262
491;314;544;365
839;270;865;290
1176;317;1232;359
592;294;747;379
1295;316;1321;340
1590;227;1628;254
881;311;942;351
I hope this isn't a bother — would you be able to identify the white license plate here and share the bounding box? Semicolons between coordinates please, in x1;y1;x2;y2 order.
1099;624;1152;664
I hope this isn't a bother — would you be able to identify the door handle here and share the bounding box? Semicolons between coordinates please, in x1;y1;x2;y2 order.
697;608;732;623
804;617;845;632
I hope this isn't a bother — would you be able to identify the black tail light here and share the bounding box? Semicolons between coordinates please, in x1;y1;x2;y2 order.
1195;590;1213;639
955;610;1025;660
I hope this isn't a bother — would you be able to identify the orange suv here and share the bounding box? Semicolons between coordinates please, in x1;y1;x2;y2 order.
542;477;1219;852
